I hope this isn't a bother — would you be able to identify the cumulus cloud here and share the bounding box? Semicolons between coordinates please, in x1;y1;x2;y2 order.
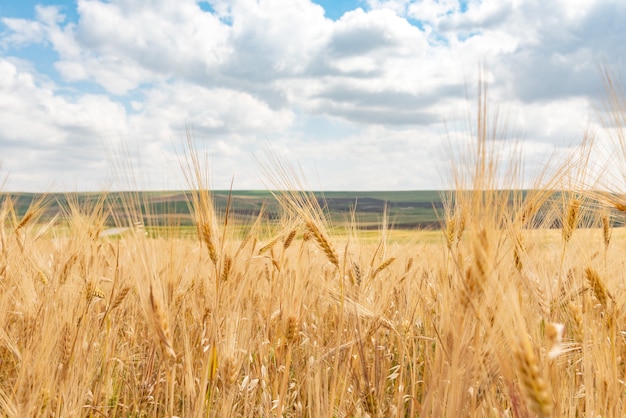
0;59;127;146
129;82;294;137
0;58;129;189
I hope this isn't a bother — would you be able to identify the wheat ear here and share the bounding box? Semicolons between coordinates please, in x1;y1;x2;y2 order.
149;286;176;361
513;334;553;417
305;220;339;268
562;198;580;244
584;267;609;308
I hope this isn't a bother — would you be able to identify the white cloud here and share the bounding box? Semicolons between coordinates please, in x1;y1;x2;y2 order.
0;59;299;190
0;58;129;189
365;0;412;15
223;0;330;78
1;17;46;47
0;59;127;144
128;82;295;137
407;0;460;23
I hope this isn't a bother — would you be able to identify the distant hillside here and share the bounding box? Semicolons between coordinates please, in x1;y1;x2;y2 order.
3;190;623;231
1;190;446;230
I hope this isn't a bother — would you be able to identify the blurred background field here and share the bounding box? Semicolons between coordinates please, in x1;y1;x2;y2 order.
6;189;621;235
1;190;445;234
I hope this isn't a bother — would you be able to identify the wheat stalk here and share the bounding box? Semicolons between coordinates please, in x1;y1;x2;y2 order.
283;229;297;250
198;221;219;266
305;220;339;268
110;286;131;312
258;234;282;255
513;334;553;417
562;198;580;244
219;355;239;387
601;211;612;250
350;262;362;286
285;315;299;344
445;217;456;250
221;256;232;282
149;286;176;361
567;302;584;342
584;267;609;308
58;322;72;382
370;257;396;281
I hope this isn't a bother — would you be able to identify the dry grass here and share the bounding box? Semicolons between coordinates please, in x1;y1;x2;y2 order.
3;74;626;417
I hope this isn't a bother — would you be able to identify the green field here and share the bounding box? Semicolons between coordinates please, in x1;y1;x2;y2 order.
1;190;447;230
4;189;620;234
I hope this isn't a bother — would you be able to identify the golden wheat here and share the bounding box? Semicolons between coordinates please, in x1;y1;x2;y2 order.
304;219;339;268
584;267;609;308
562;198;581;244
2;70;626;417
513;334;553;417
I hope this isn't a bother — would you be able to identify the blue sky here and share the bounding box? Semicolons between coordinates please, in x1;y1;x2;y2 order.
0;1;54;18
312;1;365;20
0;0;625;191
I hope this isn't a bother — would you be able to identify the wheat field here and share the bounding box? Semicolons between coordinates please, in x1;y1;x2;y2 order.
2;78;626;417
